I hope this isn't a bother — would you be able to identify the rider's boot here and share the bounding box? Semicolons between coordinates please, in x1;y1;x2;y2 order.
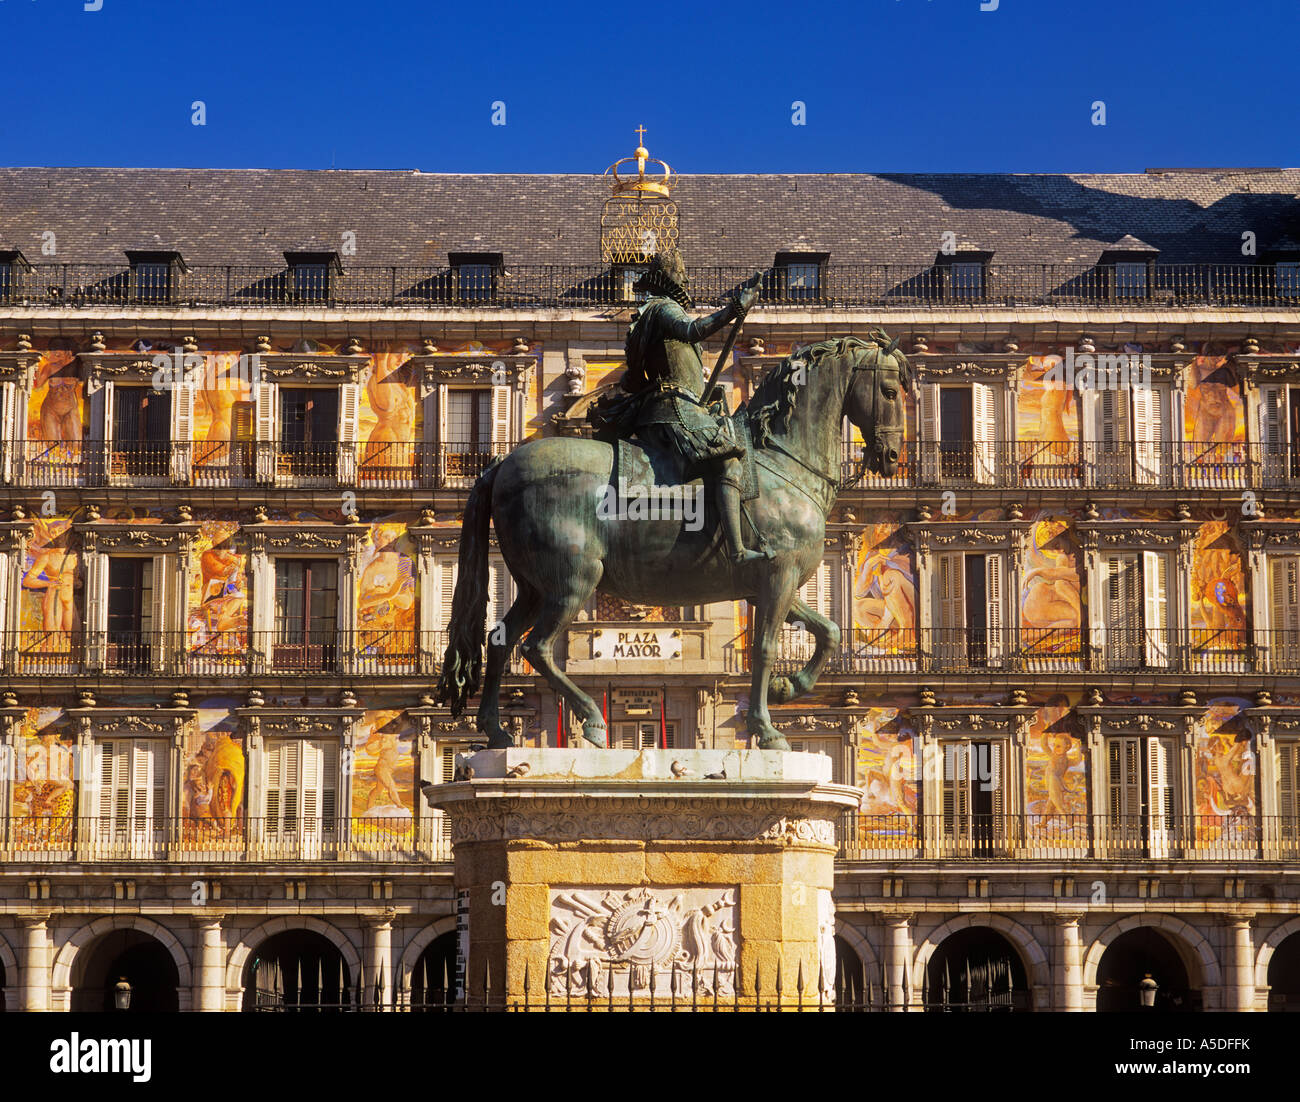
717;459;774;565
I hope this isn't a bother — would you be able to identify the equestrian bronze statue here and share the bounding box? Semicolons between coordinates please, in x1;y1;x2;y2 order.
436;250;910;751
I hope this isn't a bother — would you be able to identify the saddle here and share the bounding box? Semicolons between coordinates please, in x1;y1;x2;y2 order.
616;410;760;503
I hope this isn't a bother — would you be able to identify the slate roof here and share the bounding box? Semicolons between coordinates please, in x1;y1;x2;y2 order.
0;167;1296;269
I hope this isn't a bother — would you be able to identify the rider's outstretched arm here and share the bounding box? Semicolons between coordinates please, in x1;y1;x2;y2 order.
659;299;741;344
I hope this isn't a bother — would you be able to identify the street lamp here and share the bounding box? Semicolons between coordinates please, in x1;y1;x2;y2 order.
113;977;132;1011
1139;973;1158;1009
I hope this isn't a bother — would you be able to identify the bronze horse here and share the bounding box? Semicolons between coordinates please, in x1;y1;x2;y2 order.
436;333;911;750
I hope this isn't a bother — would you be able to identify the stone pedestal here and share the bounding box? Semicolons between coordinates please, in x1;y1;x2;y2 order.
424;748;861;1009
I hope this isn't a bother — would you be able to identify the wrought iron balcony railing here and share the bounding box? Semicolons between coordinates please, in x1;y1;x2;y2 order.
5;262;1300;309
3;628;529;678
839;813;1298;861
0;815;451;863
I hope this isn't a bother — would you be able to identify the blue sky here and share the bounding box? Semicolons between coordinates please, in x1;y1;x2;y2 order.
0;0;1294;174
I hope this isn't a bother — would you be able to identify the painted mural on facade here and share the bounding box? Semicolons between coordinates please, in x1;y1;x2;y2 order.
1190;518;1247;650
352;709;415;841
1196;696;1256;842
11;707;76;847
183;698;246;846
20;516;82;661
1021;512;1083;659
28;348;84;451
188;519;248;657
851;513;915;651
1024;693;1088;848
853;698;917;851
358;520;417;655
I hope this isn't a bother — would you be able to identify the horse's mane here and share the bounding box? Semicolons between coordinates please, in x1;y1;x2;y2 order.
746;330;912;446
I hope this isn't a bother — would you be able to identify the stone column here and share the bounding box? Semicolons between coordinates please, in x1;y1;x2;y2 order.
1227;916;1256;1013
884;913;914;1011
20;915;52;1012
365;914;395;1009
1053;913;1084;1011
193;916;227;1012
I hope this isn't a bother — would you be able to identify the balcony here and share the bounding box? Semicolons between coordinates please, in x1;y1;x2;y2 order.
845;440;1258;492
839;813;1297;861
11;262;1300;310
5;440;506;491
0;816;451;863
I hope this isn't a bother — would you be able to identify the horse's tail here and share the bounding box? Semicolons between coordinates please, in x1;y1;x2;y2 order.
434;457;502;716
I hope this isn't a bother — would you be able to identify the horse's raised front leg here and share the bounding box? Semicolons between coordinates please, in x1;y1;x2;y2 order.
767;597;841;706
747;564;800;751
519;572;607;749
476;583;543;749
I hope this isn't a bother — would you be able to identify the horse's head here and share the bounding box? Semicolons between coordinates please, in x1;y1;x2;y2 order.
843;332;911;478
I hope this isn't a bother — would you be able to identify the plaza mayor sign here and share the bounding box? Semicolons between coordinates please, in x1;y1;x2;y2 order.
592;627;682;661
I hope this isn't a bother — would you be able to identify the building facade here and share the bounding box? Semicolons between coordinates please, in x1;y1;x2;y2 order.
1;148;1299;1011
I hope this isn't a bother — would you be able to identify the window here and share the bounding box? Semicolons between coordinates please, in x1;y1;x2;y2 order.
431;556;508;640
787;736;840;783
1280;742;1300;845
292;263;330;302
1258;385;1300;483
110;386;171;477
1103;552;1169;668
279;387;339;477
932;551;1004;668
94;739;167;857
1277;262;1300;299
0;260;11;302
106;558;155;671
612;721;675;750
273;559;338;670
1107;736;1176;856
770;252;827;302
1089;383;1169;485
949;261;985;300
1269;557;1300;670
264;737;339;857
918;382;999;484
783;559;840;664
1113;262;1148;299
615;264;648;302
941;740;1004;854
450;253;502;302
131;262;171;303
438;385;511;483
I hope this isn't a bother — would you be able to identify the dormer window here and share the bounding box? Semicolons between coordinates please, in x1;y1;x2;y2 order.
1278;261;1300;300
935;248;992;301
769;251;827;302
1099;236;1159;301
0;249;29;303
125;249;185;304
450;252;502;302
284;248;342;303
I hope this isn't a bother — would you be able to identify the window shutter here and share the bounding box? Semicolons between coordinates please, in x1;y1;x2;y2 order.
1270;556;1300;668
84;553;108;668
265;740;283;831
148;555;167;670
435;559;457;634
984;552;1005;666
1261;385;1286;484
0;382;12;482
255;380;278;481
1147;736;1175;856
170;381;195;483
942;741;969;838
1108;737;1142;841
130;740;159;832
487;558;509;631
918;383;941;483
1093;387;1129;485
0;551;10;637
1133;384;1164;484
988;741;1005;824
337;382;360;482
1279;742;1299;824
935;552;965;662
439;744;457;784
96;740;121;826
490;385;512;456
971;382;997;484
1142;551;1170;667
100;379;115;451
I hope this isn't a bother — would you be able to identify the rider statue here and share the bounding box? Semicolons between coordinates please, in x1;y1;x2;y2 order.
590;247;772;566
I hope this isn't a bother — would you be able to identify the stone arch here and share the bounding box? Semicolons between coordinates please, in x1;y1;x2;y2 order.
396;916;458;991
834;919;880;970
913;913;1051;1004
0;929;17;1012
225;916;362;997
51;916;192;1012
1083;914;1220;1005
1254;916;1300;990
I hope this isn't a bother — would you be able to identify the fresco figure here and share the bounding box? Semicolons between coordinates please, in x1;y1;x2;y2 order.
22;520;81;637
32;355;82;443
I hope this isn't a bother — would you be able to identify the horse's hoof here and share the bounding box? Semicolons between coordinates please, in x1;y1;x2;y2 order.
582;723;607;749
767;677;795;705
757;734;792;752
485;731;514;750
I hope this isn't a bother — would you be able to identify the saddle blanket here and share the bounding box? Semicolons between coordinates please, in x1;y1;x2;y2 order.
616;410;759;503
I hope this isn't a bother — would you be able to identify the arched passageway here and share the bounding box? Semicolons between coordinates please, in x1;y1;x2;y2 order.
71;929;180;1012
1096;927;1192;1012
925;927;1030;1011
242;929;351;1011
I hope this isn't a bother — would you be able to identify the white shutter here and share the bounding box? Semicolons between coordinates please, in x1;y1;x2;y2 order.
984;551;1004;666
0;382;12;482
1133;384;1165;485
486;558;509;633
1260;385;1287;485
490;385;512;456
1147;736;1175;858
918;383;941;483
255;380;278;481
943;741;969;840
170;381;195;483
988;741;1005;833
1106;553;1140;667
264;739;285;833
84;553;108;669
300;739;325;855
100;379;115;450
935;552;965;663
96;740;163;855
1271;556;1300;670
1142;551;1170;668
1108;737;1142;846
971;382;996;484
337;382;360;483
1279;742;1299;826
148;555;167;671
435;559;457;634
1094;387;1129;485
0;551;10;641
